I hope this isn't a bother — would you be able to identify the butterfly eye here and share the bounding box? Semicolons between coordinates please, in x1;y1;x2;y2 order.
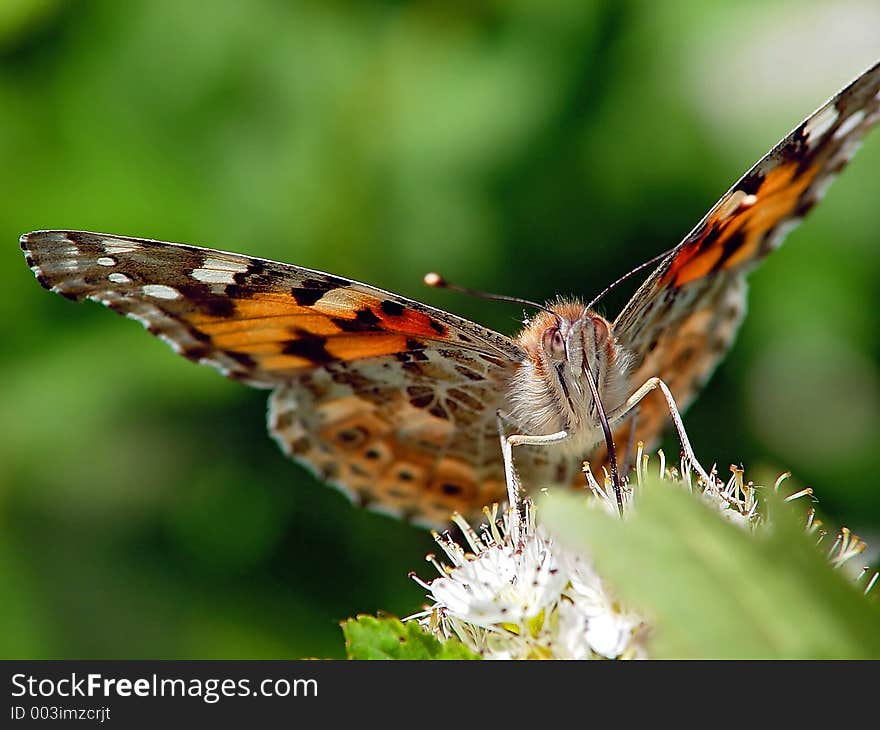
542;327;566;358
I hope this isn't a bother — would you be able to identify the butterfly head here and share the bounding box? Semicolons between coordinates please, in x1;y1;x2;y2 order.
511;300;630;448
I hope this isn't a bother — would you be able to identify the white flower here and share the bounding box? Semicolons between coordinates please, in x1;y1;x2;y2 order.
409;500;646;660
407;445;876;659
427;520;567;628
560;552;643;658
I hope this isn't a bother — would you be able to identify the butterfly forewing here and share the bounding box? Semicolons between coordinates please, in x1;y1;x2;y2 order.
22;230;523;523
601;60;880;464
22;231;522;382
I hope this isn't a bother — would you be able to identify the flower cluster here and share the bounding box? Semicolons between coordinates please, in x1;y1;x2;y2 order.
409;501;645;659
408;446;876;660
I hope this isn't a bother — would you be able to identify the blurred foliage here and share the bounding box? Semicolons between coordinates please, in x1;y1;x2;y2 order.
542;485;880;659
0;0;878;658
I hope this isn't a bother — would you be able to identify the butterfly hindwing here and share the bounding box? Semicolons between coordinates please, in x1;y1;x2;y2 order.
268;350;514;525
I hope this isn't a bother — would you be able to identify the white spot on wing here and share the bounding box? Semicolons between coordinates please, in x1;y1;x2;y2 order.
159;334;184;353
764;218;802;252
108;272;131;284
125;311;152;328
804;104;838;142
830;136;864;167
833;109;866;140
205;257;249;271
192;269;236;284
97;256;116;266
103;240;141;255
191;257;249;285
142;284;181;300
810;173;836;203
717;189;751;219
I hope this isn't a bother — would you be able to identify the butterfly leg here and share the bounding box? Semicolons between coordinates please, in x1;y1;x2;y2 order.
496;410;568;538
608;377;712;485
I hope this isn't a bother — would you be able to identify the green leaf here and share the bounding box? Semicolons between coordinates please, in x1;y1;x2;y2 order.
540;480;880;659
342;615;480;660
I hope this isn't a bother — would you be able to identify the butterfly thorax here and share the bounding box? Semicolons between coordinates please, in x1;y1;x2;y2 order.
507;300;633;455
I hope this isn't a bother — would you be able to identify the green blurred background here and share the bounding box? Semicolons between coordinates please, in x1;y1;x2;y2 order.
1;0;879;658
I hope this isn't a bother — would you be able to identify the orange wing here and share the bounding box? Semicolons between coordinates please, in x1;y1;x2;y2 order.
601;59;880;466
21;230;522;386
22;230;524;525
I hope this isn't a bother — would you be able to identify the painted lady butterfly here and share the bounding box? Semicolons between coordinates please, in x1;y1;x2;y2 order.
22;60;880;526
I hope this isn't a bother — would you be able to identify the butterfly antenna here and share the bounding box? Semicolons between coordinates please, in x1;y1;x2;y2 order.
585;248;674;311
424;272;555;315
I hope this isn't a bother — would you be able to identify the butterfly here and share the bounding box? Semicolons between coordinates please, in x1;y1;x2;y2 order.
22;60;880;527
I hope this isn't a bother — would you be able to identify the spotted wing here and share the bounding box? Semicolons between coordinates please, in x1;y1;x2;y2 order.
22;230;523;525
601;59;880;464
268;351;515;526
22;230;520;385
